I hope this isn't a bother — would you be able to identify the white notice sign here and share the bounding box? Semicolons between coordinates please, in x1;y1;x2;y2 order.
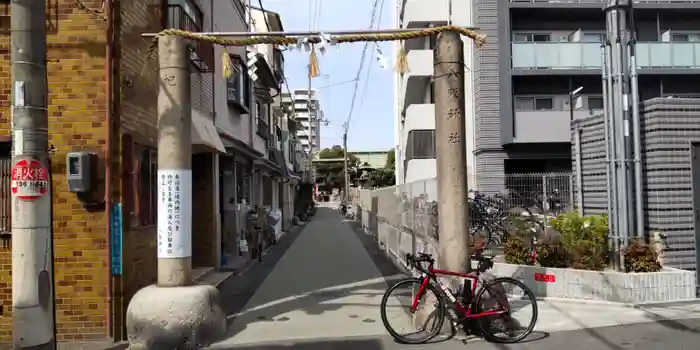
157;169;193;258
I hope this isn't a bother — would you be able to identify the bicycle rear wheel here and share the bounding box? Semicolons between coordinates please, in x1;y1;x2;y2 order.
380;278;445;344
474;277;538;343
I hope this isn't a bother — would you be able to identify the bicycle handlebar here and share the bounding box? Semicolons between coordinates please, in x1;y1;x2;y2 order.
405;253;434;274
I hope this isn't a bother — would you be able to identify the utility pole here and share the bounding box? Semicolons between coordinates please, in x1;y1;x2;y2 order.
342;125;349;200
306;70;314;189
434;31;470;279
11;0;56;348
155;35;192;286
125;35;224;349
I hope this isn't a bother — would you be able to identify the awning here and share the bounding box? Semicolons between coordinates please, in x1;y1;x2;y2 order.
192;109;226;153
218;126;265;159
268;148;289;178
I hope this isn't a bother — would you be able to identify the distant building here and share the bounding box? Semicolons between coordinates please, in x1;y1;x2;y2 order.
280;89;322;157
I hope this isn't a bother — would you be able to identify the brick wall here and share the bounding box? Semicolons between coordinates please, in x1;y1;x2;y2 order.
0;1;110;341
0;0;218;342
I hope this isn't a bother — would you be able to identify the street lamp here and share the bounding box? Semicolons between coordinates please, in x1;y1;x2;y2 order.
569;86;584;121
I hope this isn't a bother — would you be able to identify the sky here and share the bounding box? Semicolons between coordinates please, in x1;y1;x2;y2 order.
262;0;395;152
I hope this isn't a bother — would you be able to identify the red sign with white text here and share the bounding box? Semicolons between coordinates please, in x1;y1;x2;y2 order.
11;159;49;201
534;273;556;283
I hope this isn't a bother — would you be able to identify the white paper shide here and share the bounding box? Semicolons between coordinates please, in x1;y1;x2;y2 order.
157;169;192;258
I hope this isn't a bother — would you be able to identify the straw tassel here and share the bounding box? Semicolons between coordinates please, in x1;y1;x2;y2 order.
309;44;320;78
222;50;234;79
394;43;409;74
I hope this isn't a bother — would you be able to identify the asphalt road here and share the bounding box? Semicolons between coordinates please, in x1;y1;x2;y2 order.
215;318;700;350
212;206;700;350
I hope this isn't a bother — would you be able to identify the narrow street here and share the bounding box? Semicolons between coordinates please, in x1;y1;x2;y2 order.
207;205;700;350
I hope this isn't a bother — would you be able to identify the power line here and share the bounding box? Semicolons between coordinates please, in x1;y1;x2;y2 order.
344;0;383;132
257;0;272;32
356;0;385;115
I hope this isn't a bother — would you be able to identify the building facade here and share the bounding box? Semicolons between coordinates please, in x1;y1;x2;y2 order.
213;3;299;269
0;0;228;342
393;0;476;187
395;0;700;192
474;0;700;192
0;0;298;344
280;89;322;157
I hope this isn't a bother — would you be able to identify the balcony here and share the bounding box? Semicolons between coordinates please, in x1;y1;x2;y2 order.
512;42;602;70
636;42;700;68
402;50;433;109
401;0;448;28
401;0;473;28
512;42;700;70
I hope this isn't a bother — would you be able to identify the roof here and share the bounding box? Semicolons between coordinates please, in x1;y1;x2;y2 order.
249;6;284;32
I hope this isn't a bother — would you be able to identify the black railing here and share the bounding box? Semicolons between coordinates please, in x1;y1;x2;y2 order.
167;4;202;32
168;3;210;71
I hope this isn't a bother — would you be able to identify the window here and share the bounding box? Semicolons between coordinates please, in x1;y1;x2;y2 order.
672;34;689;42
513;33;551;43
272;48;285;83
582;33;604;43
167;0;206;70
262;176;273;206
514;97;554;111
405;130;436;160
133;145;157;227
257;102;270;140
588;96;604;111
226;55;251;110
235;162;250;204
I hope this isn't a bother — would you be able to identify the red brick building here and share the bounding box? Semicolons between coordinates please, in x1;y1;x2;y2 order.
0;0;221;343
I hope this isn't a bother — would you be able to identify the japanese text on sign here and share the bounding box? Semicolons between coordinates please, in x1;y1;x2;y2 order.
534;273;556;283
157;169;192;258
11;159;49;201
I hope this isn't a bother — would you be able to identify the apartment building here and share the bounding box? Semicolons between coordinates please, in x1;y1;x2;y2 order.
280;89;323;157
393;0;476;187
478;0;700;192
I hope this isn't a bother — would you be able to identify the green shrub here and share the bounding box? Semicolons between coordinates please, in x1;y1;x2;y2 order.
536;230;569;268
502;216;534;265
623;238;662;273
550;211;608;271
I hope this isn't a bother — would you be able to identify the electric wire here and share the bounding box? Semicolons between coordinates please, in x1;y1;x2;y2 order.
356;0;386;116
344;0;383;133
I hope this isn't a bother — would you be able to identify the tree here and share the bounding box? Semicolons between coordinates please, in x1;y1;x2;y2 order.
315;145;359;190
368;167;395;188
385;148;396;170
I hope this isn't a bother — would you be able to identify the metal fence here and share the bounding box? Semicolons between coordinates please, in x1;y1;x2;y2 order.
351;172;577;264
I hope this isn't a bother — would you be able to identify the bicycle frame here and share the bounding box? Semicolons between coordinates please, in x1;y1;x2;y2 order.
412;266;509;319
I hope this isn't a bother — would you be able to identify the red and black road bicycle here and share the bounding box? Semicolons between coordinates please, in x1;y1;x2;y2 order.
380;253;538;344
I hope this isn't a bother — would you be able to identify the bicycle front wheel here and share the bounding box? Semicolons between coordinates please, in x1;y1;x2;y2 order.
474;277;538;343
380;277;445;344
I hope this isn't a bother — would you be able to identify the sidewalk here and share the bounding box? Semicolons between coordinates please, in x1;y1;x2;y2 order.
207;205;700;349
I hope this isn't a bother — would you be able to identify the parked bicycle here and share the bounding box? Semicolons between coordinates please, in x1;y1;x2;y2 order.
380;253;538;344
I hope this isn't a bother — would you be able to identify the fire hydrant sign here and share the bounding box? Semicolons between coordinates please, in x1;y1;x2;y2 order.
156;169;192;258
11;159;49;201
